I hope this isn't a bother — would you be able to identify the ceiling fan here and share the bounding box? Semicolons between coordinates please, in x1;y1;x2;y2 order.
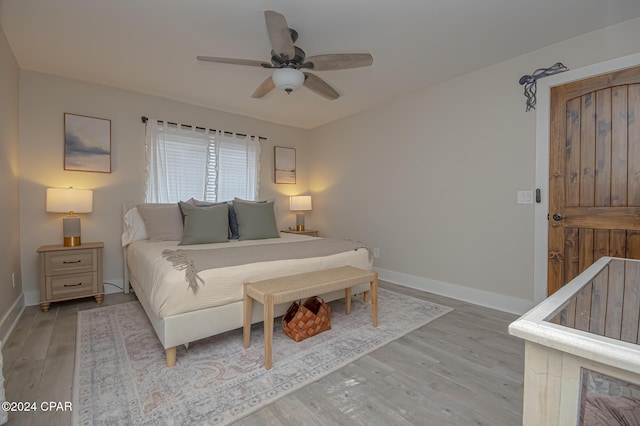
197;10;373;100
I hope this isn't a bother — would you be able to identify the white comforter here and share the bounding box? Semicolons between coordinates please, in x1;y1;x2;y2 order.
126;233;371;318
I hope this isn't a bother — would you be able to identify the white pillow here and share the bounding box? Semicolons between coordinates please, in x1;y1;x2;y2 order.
121;207;148;246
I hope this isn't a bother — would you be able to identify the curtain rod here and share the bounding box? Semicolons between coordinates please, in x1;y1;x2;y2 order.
141;116;267;141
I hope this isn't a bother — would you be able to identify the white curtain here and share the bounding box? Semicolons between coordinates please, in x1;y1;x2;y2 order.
216;131;261;202
144;119;261;203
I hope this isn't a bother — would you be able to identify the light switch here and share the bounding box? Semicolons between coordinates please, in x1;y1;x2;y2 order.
517;191;533;204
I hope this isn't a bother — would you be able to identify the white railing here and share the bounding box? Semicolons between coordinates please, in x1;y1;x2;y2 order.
509;257;640;425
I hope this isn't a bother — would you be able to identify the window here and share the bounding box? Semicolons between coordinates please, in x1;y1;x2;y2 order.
144;119;260;203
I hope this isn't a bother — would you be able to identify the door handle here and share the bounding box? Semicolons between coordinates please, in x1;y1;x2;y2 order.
552;213;564;221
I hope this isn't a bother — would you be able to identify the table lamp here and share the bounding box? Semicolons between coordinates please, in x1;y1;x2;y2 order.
289;195;312;231
46;187;93;246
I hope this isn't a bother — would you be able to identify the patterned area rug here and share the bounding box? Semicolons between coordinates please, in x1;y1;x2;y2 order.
73;288;452;425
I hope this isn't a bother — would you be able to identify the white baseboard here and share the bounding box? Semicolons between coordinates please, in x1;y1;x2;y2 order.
0;293;25;344
375;267;533;315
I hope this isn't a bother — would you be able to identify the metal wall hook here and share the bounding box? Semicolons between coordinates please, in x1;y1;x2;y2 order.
519;62;569;111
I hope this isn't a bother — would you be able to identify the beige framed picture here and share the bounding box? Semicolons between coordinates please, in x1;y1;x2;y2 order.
274;146;296;184
64;113;112;173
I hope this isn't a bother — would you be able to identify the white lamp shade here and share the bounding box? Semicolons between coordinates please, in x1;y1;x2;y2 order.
272;68;305;92
290;195;312;211
46;188;93;214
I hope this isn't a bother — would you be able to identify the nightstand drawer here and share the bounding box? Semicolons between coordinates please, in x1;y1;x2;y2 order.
45;249;95;275
47;272;98;300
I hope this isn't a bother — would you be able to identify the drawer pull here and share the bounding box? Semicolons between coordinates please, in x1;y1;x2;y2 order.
63;260;82;264
64;282;83;287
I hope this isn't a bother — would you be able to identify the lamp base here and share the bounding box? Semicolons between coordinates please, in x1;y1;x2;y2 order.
296;213;305;232
62;216;82;247
64;236;82;247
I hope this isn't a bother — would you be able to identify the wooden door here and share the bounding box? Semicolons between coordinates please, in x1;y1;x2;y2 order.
548;66;640;295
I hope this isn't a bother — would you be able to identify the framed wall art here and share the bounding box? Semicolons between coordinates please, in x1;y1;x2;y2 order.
274;146;296;184
64;113;112;173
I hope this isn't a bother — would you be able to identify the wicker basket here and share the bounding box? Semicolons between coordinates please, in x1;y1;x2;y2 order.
282;296;331;342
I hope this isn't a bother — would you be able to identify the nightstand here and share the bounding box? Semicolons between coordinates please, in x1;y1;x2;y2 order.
36;242;104;312
281;229;319;237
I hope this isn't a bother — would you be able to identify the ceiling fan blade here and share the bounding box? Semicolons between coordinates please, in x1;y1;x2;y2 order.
303;73;339;100
251;76;276;98
197;56;272;68
304;54;373;71
264;10;295;60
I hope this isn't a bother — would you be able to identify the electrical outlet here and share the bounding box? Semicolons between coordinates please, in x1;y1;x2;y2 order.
373;248;380;258
12;272;15;288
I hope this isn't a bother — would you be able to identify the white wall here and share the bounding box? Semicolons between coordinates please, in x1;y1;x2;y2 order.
309;17;640;314
18;71;311;305
0;19;22;343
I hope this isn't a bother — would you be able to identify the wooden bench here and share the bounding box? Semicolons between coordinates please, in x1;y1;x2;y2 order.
243;266;378;369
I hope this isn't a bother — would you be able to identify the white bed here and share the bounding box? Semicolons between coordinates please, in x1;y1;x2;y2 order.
121;203;372;367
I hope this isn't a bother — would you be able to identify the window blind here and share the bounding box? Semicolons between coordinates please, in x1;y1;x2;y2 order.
144;119;260;203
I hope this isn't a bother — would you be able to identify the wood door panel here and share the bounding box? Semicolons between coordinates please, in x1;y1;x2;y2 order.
590;266;608;336
562;207;640;230
549;67;640;295
627;231;640;259
611;86;628;207
629;85;640;206
578;229;594;272
595;88;612;207
564;227;580;283
566;97;581;207
563;67;640;99
610;230;627;257
604;260;625;339
580;93;596;207
620;261;640;343
574;282;593;331
593;229;609;261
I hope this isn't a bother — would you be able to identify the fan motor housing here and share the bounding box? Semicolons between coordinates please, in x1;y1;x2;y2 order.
271;46;306;68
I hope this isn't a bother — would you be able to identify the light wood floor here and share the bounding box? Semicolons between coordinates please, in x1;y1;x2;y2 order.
2;283;524;425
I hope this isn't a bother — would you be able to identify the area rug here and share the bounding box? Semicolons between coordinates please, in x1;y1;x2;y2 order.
73;288;452;425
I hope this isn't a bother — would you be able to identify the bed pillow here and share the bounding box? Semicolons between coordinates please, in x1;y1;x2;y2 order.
185;198;239;240
227;204;240;240
232;199;280;240
178;202;229;245
184;198;227;208
137;204;184;241
121;207;148;246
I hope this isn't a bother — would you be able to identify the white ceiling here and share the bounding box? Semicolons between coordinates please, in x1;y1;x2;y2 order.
2;1;640;129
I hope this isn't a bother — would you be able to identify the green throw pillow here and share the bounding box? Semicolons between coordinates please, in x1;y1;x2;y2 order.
178;202;229;245
232;199;280;240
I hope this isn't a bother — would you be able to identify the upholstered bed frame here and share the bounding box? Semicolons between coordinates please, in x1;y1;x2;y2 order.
121;203;368;367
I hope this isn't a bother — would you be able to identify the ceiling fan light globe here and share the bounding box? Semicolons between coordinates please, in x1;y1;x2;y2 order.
272;68;305;93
